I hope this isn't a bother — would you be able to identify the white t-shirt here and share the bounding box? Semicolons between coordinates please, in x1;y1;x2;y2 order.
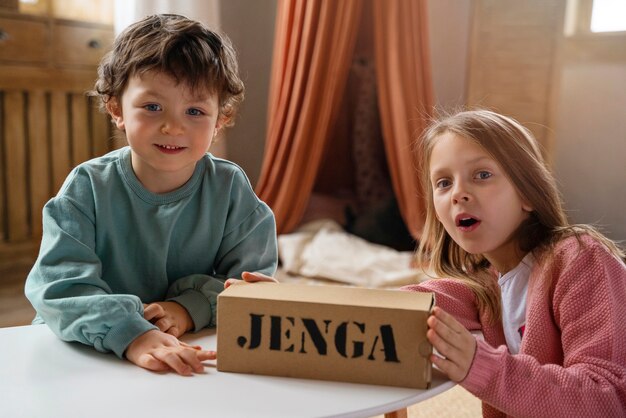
498;253;535;354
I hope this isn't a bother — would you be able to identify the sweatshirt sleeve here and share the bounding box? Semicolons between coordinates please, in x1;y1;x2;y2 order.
166;199;278;331
460;241;626;417
401;278;482;331
25;195;156;358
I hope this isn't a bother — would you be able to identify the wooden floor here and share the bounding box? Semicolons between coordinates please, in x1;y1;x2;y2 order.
0;256;37;328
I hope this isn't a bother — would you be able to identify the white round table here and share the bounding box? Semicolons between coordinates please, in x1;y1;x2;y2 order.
0;325;454;418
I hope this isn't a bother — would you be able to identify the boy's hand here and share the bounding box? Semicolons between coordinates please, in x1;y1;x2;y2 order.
143;301;193;338
426;306;477;382
125;329;216;376
224;271;278;289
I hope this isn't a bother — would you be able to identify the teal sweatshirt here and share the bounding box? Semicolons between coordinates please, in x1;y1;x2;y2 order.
25;147;277;358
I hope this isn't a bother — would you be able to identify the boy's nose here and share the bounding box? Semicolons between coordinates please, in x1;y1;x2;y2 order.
160;118;184;136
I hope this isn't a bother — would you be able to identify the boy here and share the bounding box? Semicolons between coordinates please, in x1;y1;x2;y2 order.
25;14;277;375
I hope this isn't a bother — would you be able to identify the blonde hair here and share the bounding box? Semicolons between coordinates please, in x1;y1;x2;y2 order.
417;109;624;322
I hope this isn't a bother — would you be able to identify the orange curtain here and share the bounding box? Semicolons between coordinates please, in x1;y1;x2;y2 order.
256;0;433;238
255;0;363;234
373;0;434;239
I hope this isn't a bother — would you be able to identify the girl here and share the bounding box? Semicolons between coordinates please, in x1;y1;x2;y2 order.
402;110;626;417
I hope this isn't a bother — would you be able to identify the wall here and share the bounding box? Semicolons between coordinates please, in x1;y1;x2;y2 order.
114;0;220;32
427;0;472;110
553;60;626;241
219;0;277;187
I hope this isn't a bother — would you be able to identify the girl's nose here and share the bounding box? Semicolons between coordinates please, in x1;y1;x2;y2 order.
451;182;471;204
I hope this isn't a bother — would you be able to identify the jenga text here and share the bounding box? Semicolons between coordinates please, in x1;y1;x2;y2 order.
236;314;400;363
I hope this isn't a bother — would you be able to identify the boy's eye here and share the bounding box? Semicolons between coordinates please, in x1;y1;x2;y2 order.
475;171;492;180
144;104;161;112
187;108;204;116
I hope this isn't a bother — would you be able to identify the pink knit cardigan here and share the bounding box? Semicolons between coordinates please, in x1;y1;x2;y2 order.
402;235;626;417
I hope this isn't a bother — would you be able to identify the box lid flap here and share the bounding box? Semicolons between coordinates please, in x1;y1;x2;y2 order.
220;282;434;311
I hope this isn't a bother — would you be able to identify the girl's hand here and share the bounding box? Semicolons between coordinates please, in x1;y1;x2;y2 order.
426;306;477;382
143;301;193;338
125;329;216;376
224;271;278;289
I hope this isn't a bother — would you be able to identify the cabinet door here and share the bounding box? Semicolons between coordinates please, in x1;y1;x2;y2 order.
0;16;49;64
52;22;113;67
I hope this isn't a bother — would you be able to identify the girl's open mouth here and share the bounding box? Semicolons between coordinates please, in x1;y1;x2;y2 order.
458;218;477;227
456;215;481;231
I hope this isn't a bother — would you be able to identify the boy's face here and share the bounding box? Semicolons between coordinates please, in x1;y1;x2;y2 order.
107;70;222;193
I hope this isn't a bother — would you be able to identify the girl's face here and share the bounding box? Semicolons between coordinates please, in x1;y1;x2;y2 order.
107;70;222;194
429;132;533;273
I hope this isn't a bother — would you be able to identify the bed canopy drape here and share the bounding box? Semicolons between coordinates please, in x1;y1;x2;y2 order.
255;0;434;240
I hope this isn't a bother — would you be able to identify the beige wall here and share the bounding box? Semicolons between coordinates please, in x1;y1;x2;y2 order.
553;62;626;241
219;0;277;187
427;0;472;109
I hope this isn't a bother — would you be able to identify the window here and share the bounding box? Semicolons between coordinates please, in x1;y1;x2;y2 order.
564;0;626;62
566;0;626;35
591;0;626;32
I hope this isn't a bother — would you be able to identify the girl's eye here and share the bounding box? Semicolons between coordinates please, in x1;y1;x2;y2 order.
144;104;161;112
475;171;492;180
187;108;204;116
435;179;451;189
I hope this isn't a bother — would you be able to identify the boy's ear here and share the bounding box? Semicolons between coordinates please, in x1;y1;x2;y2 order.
106;98;125;131
214;116;227;137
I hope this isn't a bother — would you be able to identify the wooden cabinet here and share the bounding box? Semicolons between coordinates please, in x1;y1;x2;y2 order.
0;15;48;63
0;12;113;67
17;0;113;25
52;20;114;67
0;10;115;262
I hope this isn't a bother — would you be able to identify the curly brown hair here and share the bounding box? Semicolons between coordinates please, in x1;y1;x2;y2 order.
91;14;244;126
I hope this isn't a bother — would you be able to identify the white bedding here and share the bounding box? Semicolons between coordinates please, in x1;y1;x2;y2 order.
277;219;428;288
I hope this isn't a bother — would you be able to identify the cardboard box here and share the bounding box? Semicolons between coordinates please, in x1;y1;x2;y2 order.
217;282;434;388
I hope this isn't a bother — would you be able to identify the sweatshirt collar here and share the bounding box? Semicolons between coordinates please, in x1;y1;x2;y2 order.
118;147;205;205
